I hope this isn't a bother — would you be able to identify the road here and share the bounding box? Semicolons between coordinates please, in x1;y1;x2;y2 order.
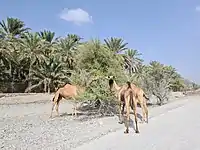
73;96;200;150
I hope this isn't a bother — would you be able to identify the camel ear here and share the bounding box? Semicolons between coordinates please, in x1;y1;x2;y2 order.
106;75;115;80
106;76;112;79
109;76;114;79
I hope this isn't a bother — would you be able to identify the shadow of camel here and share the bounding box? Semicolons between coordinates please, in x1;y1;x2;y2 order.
59;112;85;117
57;110;115;122
118;112;144;132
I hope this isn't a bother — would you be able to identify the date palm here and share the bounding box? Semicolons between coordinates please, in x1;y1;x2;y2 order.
19;32;46;91
0;17;30;77
104;37;128;54
123;49;143;76
0;17;30;38
104;37;128;67
55;34;81;69
0;38;11;68
37;30;57;55
30;55;70;93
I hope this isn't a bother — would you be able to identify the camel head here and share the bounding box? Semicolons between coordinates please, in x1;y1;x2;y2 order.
105;75;115;80
105;76;115;91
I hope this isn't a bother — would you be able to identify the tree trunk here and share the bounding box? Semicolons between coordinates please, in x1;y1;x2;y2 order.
27;65;32;92
44;80;47;93
47;79;51;94
48;86;50;94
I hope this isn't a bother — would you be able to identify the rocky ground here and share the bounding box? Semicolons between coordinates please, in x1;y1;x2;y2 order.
0;92;197;150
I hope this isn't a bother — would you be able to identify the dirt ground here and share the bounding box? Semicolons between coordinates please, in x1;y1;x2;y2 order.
0;92;191;150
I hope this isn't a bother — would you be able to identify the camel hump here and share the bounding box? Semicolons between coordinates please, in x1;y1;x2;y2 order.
126;81;131;89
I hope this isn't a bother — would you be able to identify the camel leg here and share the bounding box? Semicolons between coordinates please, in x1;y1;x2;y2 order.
133;98;139;133
50;101;56;118
55;101;60;117
138;96;146;123
143;101;149;123
139;95;149;123
73;103;77;117
118;93;124;124
49;91;60;118
72;97;77;117
118;101;125;124
124;96;130;134
55;95;62;117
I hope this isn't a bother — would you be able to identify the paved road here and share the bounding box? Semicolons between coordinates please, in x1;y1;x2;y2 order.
73;97;200;150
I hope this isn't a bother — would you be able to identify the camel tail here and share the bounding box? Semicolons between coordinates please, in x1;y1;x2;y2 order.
52;96;55;102
143;93;150;101
52;88;60;102
127;81;134;109
126;81;131;89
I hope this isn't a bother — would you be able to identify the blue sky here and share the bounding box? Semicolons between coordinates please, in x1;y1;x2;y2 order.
1;0;200;83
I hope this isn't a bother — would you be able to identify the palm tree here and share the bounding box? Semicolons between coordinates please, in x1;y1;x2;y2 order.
0;17;30;38
37;30;57;56
30;55;69;93
19;32;46;91
123;49;143;76
104;37;128;54
37;30;55;43
0;38;11;68
0;17;30;81
55;34;81;70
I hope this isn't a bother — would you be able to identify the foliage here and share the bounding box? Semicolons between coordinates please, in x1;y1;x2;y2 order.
0;17;199;110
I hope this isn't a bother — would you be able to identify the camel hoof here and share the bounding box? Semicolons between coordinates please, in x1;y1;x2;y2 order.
124;129;129;134
118;121;123;124
135;130;140;134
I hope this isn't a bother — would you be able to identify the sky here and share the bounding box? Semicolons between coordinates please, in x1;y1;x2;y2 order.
0;0;200;83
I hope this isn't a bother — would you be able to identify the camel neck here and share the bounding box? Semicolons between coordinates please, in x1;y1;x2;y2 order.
113;80;121;91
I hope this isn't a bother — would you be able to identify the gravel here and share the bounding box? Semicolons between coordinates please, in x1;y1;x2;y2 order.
73;95;200;150
0;93;197;150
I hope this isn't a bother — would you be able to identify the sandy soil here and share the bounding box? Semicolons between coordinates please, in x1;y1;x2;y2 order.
0;93;197;150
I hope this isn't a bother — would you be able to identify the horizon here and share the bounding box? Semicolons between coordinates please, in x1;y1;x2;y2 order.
1;0;200;84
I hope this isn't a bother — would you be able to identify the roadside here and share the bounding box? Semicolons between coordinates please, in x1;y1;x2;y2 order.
72;95;200;150
0;93;199;149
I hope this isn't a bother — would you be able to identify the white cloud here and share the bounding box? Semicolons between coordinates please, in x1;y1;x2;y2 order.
59;8;93;25
195;6;200;12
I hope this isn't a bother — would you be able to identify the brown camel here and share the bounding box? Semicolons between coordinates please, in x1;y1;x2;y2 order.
123;81;140;133
107;76;129;124
50;76;101;118
50;84;85;118
107;76;149;124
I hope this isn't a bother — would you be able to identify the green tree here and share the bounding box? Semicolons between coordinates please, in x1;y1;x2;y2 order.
0;17;30;38
104;37;128;53
30;55;69;93
55;34;81;70
123;49;143;76
19;32;46;91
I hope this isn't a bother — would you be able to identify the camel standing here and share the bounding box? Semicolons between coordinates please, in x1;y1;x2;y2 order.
50;84;85;118
107;76;128;123
123;81;139;133
107;76;149;124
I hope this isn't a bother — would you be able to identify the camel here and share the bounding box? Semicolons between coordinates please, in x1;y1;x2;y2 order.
49;84;85;118
123;81;139;133
107;76;149;124
50;76;101;118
